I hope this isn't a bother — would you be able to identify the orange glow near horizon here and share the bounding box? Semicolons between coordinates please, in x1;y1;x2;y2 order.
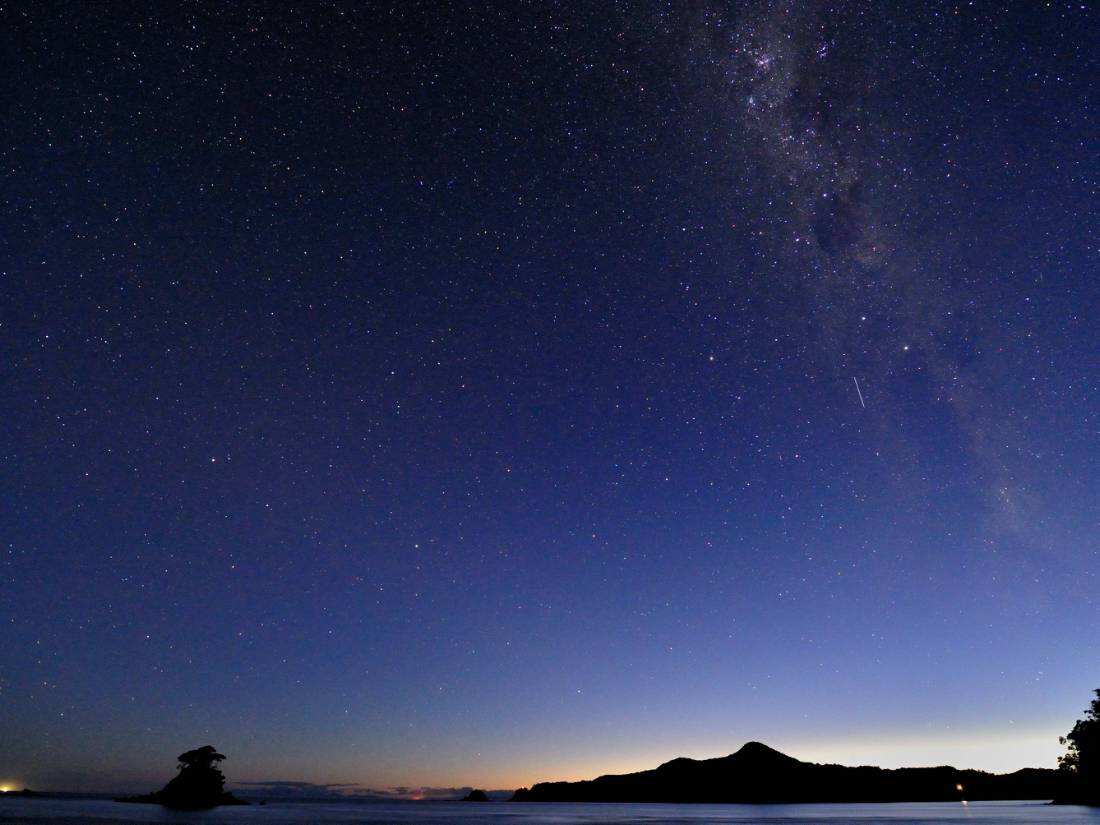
306;736;1050;792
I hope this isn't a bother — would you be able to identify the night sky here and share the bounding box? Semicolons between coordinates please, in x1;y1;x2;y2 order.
2;0;1097;796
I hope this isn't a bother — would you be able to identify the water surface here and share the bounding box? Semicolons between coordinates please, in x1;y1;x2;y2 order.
2;797;1099;825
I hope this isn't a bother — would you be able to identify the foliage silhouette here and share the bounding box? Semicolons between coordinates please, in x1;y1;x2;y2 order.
116;744;247;809
177;745;226;773
1056;688;1100;805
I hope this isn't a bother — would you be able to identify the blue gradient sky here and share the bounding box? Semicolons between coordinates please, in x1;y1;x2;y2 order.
2;0;1097;794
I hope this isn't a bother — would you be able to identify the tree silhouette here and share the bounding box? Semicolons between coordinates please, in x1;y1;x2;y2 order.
1059;688;1100;804
177;746;227;775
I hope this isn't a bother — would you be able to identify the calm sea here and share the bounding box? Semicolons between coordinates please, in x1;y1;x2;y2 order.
1;798;1099;825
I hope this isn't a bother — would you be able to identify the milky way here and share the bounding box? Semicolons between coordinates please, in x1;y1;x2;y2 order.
683;1;1058;540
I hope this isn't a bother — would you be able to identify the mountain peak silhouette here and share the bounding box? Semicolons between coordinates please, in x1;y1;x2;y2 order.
511;742;1070;803
654;742;798;773
731;741;794;761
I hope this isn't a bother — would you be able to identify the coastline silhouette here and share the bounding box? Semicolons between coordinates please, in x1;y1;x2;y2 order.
510;741;1071;803
512;687;1100;805
54;687;1097;809
116;745;247;809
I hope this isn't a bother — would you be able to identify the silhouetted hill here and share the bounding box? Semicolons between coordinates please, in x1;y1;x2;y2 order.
117;745;247;809
511;742;1071;803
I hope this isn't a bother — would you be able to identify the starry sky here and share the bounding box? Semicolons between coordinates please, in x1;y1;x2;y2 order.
2;0;1098;796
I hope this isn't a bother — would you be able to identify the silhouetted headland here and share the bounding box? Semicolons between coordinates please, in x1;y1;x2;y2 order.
116;745;247;809
510;742;1071;803
1;789;40;798
462;789;490;801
